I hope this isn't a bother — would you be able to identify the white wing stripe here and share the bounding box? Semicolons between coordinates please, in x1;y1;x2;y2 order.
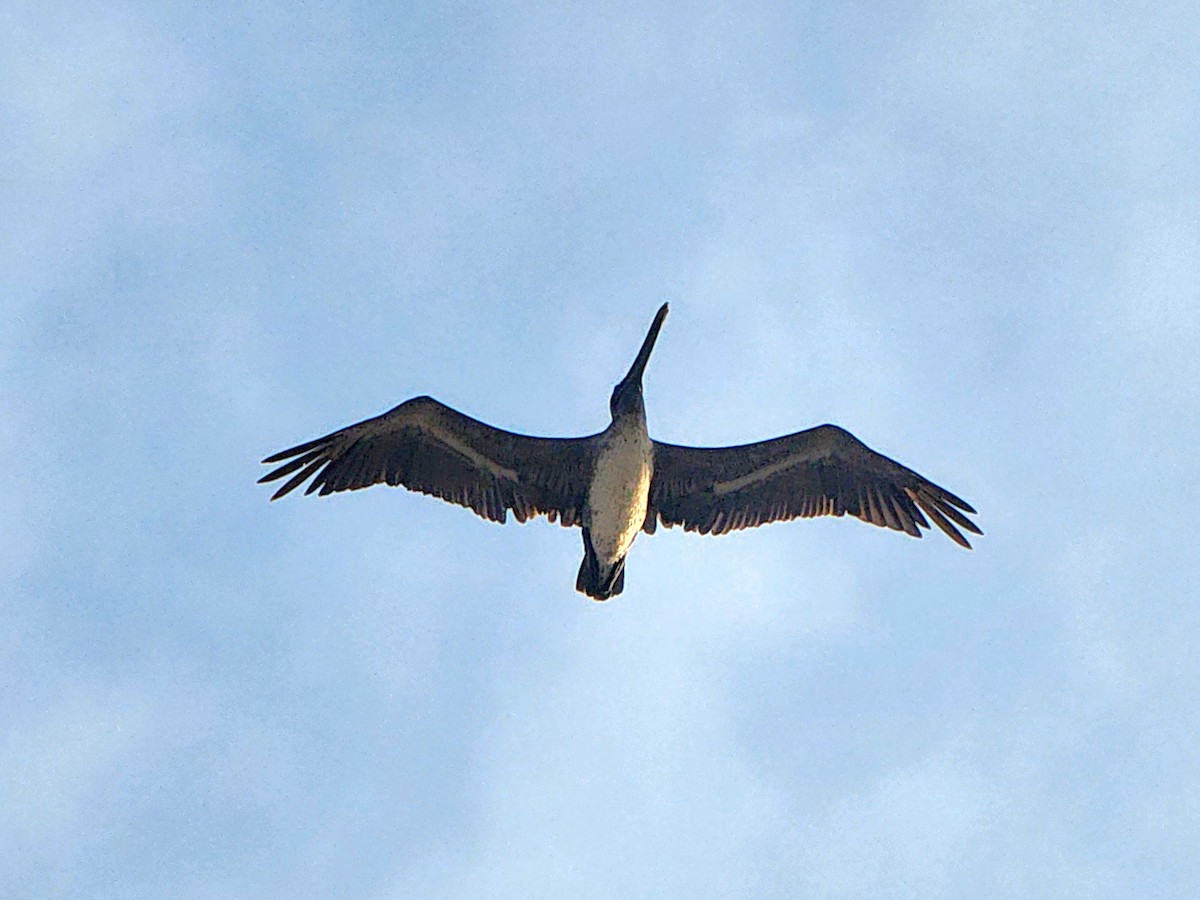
423;421;520;483
712;452;814;495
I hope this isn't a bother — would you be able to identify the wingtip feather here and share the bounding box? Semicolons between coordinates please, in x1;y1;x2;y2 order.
918;498;972;549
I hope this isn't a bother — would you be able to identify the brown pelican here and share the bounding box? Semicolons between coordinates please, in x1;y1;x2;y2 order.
260;304;981;600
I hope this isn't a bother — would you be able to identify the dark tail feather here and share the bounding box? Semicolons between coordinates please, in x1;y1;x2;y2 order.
576;529;627;601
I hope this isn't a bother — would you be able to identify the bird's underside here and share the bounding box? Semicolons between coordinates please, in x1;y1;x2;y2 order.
260;394;982;598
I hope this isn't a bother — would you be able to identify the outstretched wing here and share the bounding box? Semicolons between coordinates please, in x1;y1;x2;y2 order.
259;396;598;527
648;424;981;547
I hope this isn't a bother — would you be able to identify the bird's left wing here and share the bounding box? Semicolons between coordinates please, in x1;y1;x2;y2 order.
259;396;598;527
647;424;981;547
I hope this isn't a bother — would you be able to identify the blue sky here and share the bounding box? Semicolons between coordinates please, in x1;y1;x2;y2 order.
3;1;1198;897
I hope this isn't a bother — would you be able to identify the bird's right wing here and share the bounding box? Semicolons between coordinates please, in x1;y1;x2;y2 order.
259;396;598;527
648;424;981;546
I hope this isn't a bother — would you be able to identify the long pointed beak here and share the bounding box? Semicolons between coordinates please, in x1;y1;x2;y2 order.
621;302;669;386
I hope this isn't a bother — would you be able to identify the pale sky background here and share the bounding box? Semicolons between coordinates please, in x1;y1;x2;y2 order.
3;1;1198;897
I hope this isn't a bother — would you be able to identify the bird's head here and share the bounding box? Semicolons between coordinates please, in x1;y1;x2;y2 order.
610;302;668;420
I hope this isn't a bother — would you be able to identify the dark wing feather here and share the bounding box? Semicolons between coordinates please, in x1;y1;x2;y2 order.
259;396;597;527
649;424;981;547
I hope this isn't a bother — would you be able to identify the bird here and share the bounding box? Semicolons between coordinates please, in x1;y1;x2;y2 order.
260;303;981;600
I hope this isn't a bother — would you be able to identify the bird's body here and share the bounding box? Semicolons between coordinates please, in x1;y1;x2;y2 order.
579;410;655;599
261;304;981;600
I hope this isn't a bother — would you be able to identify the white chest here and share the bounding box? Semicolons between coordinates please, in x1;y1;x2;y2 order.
587;426;654;560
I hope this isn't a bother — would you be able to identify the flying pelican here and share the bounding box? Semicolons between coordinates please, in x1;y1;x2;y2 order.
260;304;981;599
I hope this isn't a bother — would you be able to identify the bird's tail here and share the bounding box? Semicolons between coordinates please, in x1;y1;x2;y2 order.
576;529;626;601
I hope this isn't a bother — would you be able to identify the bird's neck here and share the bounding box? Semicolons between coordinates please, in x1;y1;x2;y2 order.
609;406;648;436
